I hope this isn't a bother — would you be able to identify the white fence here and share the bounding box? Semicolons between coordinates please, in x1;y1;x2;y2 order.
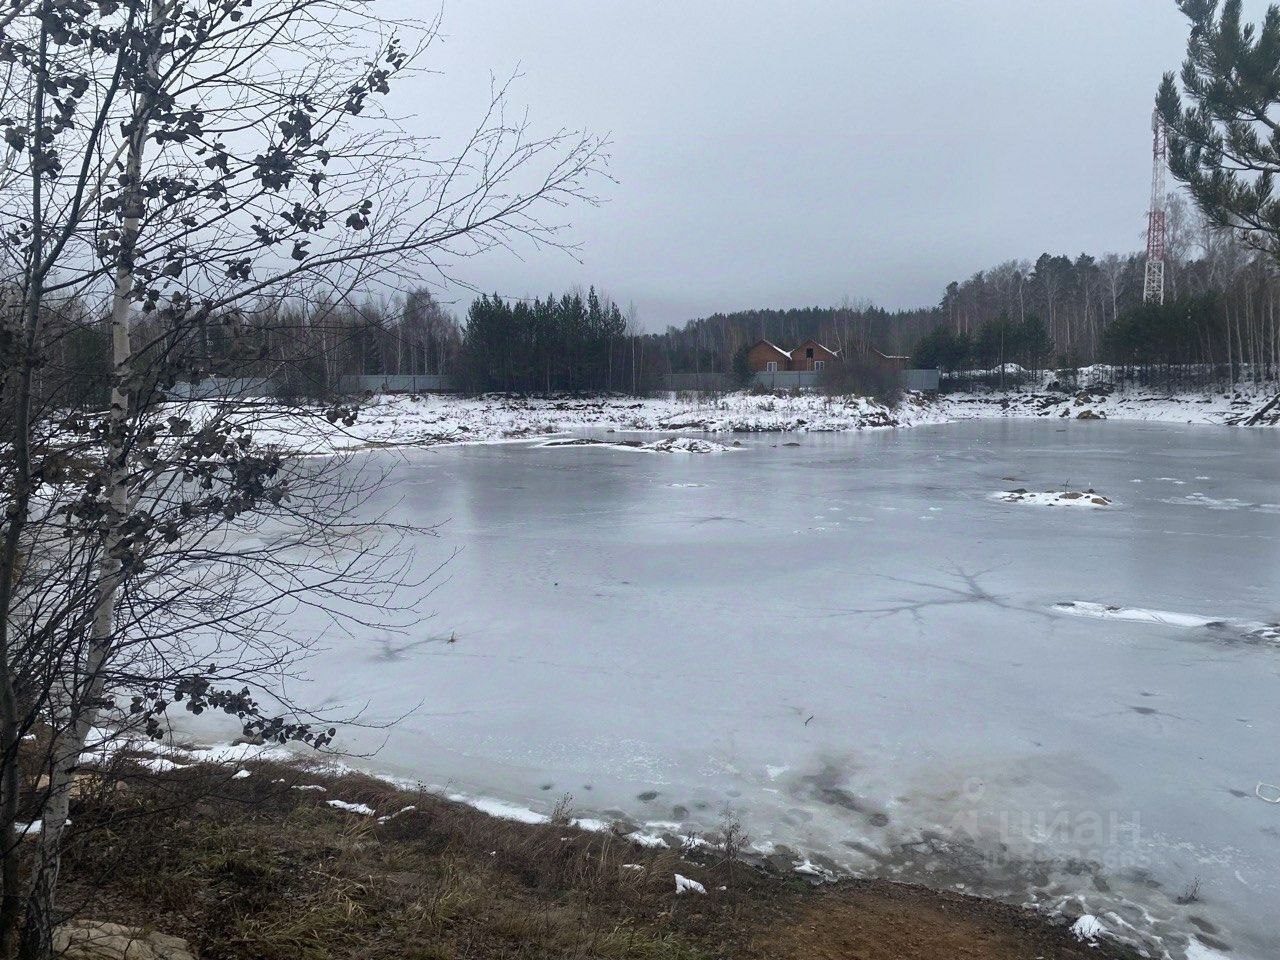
166;377;278;400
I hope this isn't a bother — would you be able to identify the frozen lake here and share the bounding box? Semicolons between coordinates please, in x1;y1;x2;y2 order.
295;421;1278;959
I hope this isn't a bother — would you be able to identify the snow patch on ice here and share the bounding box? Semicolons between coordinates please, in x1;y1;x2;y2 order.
643;820;683;832
451;795;549;825
1184;939;1233;960
1162;493;1280;514
993;490;1113;508
1052;601;1279;642
645;437;734;453
1053;601;1220;629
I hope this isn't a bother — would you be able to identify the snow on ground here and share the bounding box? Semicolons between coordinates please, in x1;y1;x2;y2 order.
793;859;837;882
450;794;550;825
80;726;298;774
537;436;737;453
136;756;188;773
326;799;375;816
674;874;706;895
168;376;1278;456
170;391;908;454
626;831;670;849
1070;914;1106;942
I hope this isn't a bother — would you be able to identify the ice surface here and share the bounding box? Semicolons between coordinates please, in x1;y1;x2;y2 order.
180;420;1279;960
1161;492;1280;514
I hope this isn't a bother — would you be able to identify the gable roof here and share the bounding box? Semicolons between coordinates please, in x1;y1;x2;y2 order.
792;338;840;357
748;339;792;358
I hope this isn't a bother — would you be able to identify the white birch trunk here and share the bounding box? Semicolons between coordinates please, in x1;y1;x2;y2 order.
21;5;164;956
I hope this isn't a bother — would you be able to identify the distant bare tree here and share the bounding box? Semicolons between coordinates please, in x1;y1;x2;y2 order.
404;289;461;377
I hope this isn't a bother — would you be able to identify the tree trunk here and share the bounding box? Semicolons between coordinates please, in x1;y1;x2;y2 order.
0;10;51;954
19;4;161;956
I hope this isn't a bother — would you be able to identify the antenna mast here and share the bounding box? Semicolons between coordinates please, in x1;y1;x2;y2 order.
1144;109;1169;305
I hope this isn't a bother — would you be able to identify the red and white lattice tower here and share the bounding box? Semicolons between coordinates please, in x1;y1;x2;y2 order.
1144;109;1169;305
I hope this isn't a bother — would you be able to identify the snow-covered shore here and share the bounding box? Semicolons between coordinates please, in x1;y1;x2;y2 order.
196;381;1279;455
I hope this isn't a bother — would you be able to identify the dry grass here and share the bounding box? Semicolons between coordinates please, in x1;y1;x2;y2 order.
45;755;1142;960
54;758;734;960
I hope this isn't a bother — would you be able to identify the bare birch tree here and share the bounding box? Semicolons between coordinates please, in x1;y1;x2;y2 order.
0;0;606;955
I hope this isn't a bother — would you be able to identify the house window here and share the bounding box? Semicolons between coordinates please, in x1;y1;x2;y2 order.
805;348;815;359
813;360;826;372
766;361;778;372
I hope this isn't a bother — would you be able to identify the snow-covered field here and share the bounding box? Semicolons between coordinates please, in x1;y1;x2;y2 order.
165;418;1280;960
184;378;1277;457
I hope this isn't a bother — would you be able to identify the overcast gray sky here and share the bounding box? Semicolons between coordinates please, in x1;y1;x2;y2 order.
389;1;1270;329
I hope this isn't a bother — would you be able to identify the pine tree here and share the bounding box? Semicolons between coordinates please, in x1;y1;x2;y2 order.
1159;1;1280;260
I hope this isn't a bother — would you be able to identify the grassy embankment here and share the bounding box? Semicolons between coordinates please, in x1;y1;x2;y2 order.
42;749;1144;960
